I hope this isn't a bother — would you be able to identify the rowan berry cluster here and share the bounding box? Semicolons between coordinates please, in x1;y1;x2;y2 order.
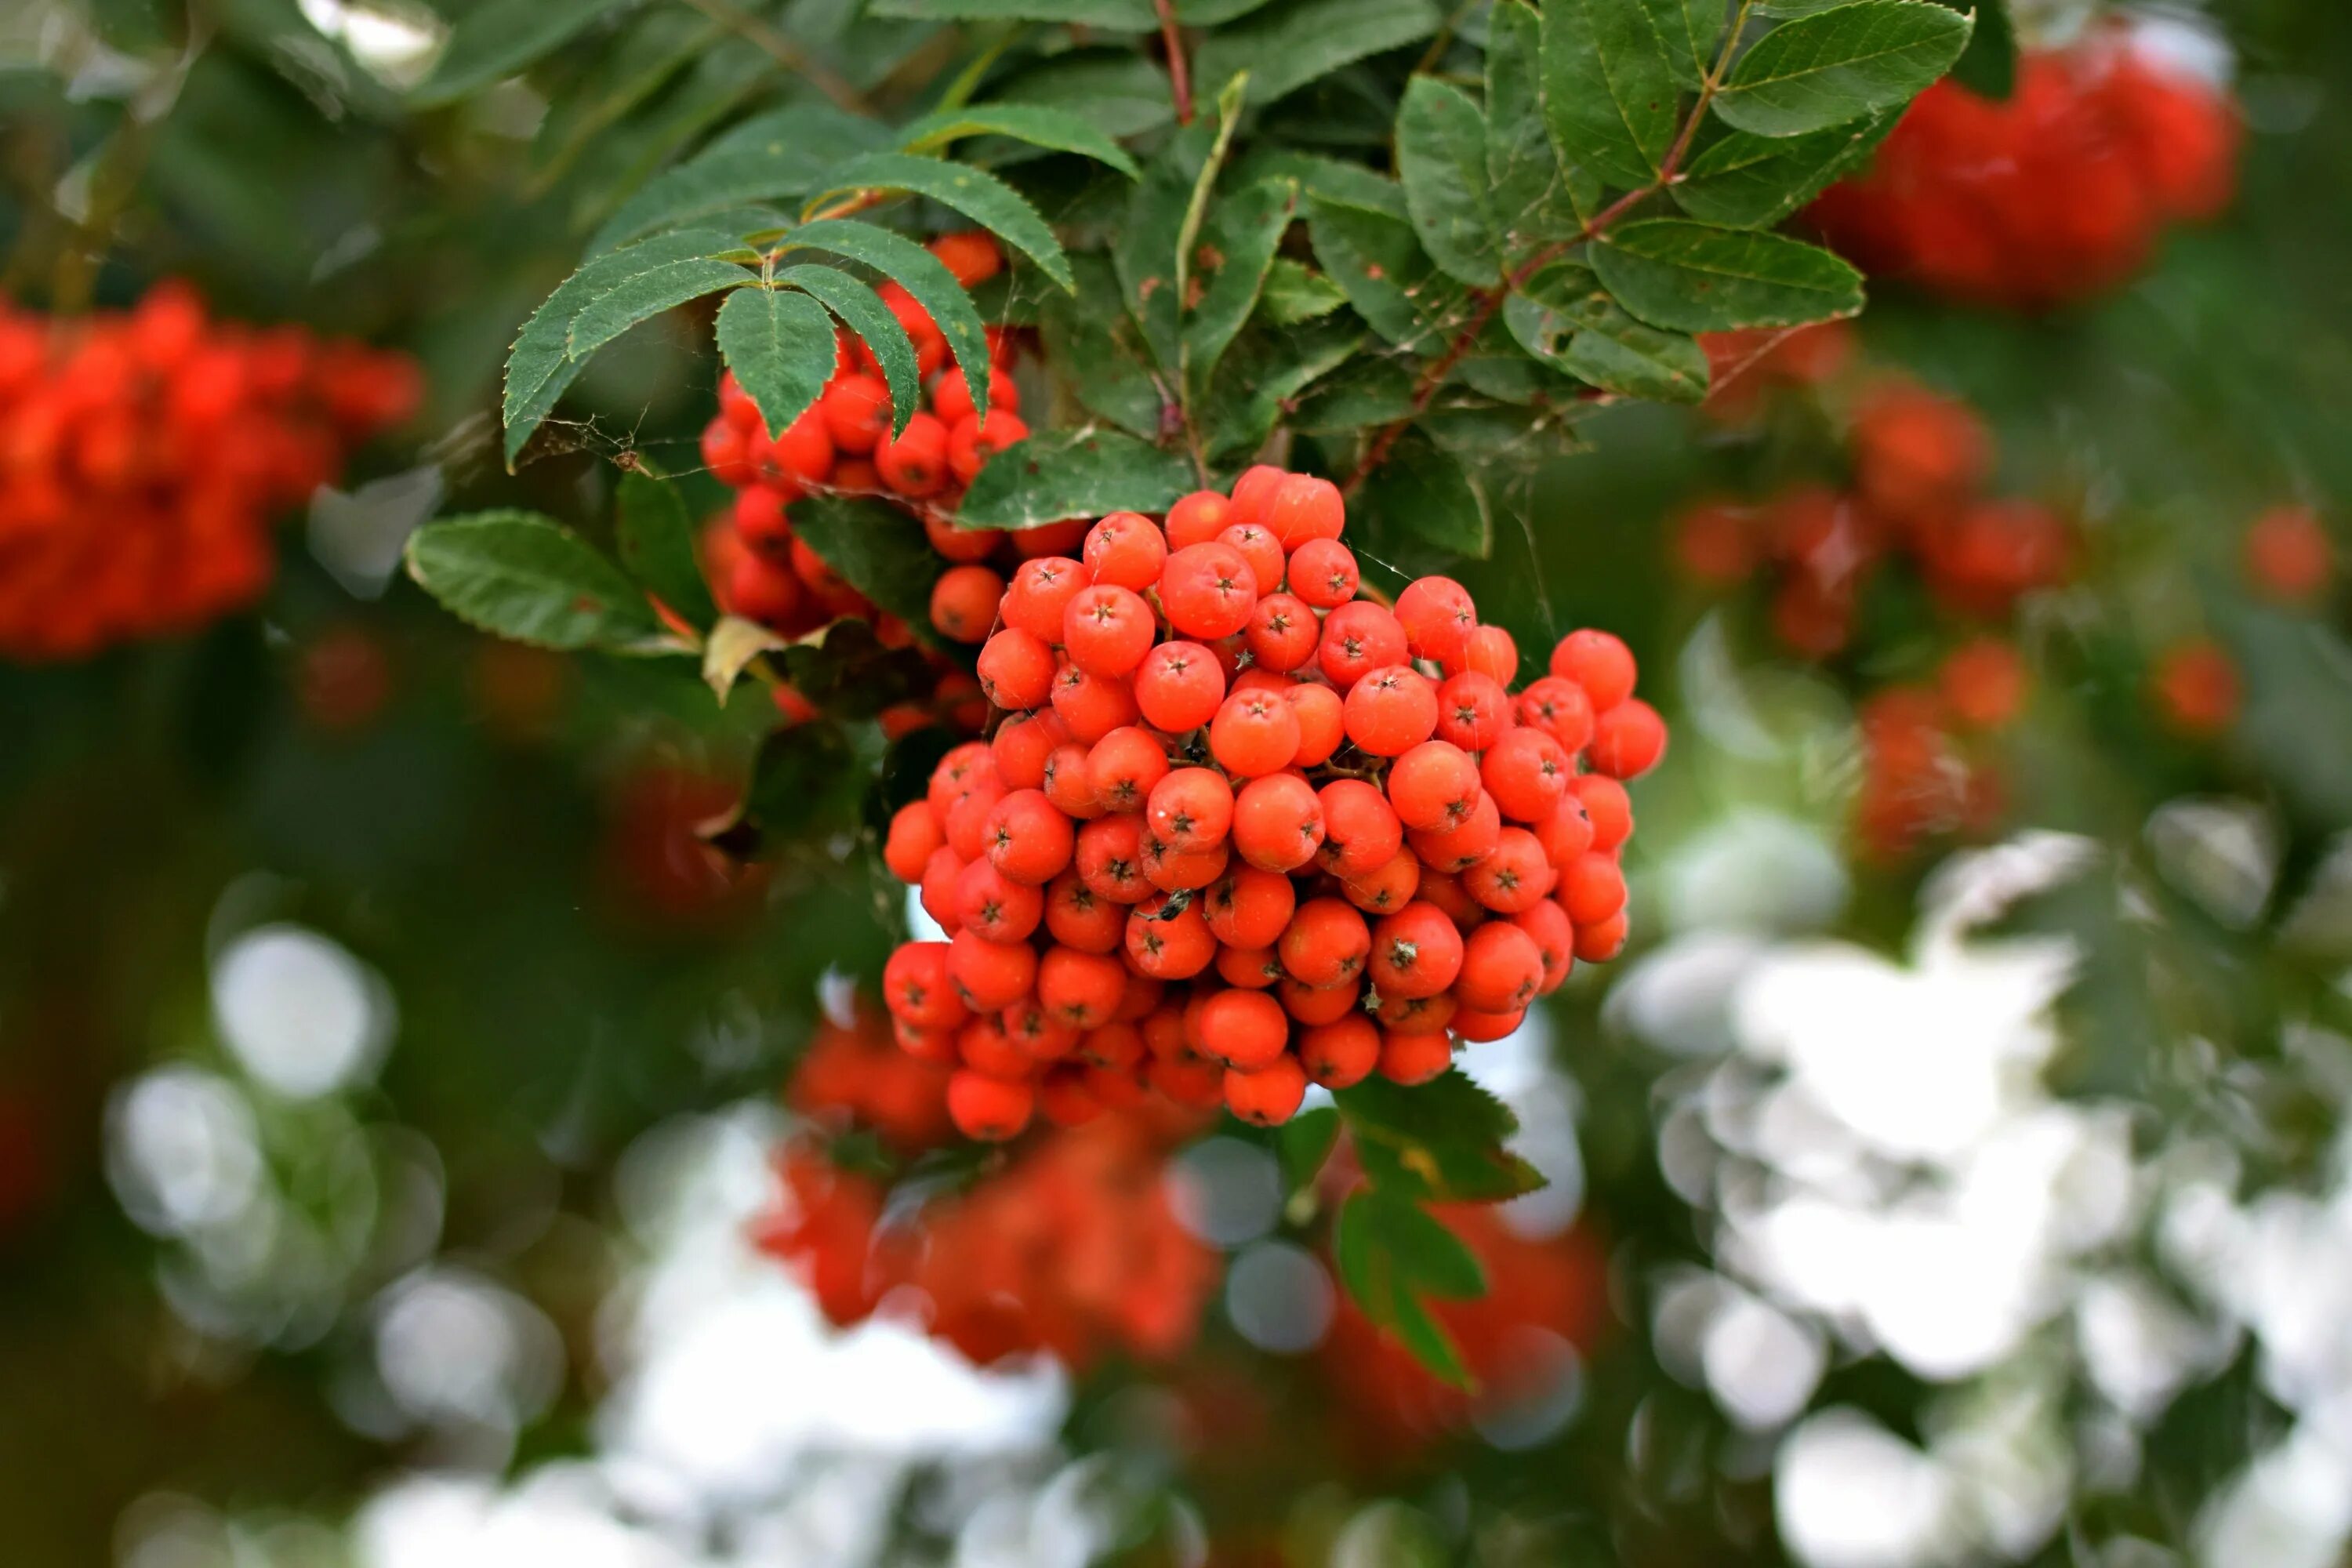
698;231;1040;733
1673;377;2071;657
0;282;418;659
874;467;1664;1143
784;1001;956;1156
1808;32;2241;310
1851;644;2024;860
754;1115;1218;1369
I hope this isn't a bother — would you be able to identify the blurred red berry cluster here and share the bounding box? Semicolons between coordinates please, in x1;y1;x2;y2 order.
878;466;1664;1143
1675;377;2071;659
1808;32;2240;309
1696;321;1857;424
0;282;417;659
755;1113;1218;1369
699;232;1036;734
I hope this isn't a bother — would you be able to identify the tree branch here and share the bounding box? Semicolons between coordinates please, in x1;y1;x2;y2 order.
1154;0;1194;125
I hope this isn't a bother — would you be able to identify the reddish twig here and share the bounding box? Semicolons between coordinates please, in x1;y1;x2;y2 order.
1155;0;1194;125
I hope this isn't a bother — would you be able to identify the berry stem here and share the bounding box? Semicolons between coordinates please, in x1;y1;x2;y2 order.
1154;0;1195;126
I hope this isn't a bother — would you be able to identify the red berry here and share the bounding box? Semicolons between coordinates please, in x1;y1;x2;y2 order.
1197;988;1290;1070
1299;1016;1380;1089
1134;640;1226;732
1286;539;1359;610
1551;628;1637;711
948;1070;1034;1141
1394;576;1477;666
1588;698;1668;779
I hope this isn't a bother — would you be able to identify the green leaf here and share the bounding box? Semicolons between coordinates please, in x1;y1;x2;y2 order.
1333;1190;1484;1388
1334;1069;1544;1203
1398;77;1501;287
567;259;753;361
1290;355;1419;434
1671;110;1898;227
1116;122;1217;376
745;720;863;845
503;229;744;466
790;496;954;641
1194;0;1441;109
1594;219;1864;331
1356;430;1492;559
586;106;888;253
1275;1106;1342;1196
898;103;1142;179
1715;0;1974;138
991;53;1180;141
405;512;666;652
1202;318;1364;462
1486;0;1599;252
1236;150;1413;221
956;428;1196;530
1041;255;1167;440
1642;0;1724;88
412;0;625;107
1541;0;1679;191
1185;179;1300;397
785;218;995;423
867;0;1153;20
1307;197;1477;355
702;615;787;702
1944;0;2015;100
1506;263;1706;403
1258;259;1349;325
527;9;718;190
814;151;1073;292
778;265;921;438
714;287;837;439
615;470;718;631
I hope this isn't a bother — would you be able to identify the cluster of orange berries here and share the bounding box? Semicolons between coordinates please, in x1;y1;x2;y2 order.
756;1113;1217;1369
1809;33;2240;310
1674;377;2071;658
699;232;1044;731
1849;644;2026;859
0;283;417;659
874;467;1665;1143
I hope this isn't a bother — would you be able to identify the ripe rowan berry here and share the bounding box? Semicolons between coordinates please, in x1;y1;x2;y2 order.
1084;726;1170;813
1299;1016;1380;1089
1464;827;1555;914
930;230;1003;288
977;628;1055;710
990;710;1065;791
884;800;945;883
1559;851;1628;925
1049;662;1141;743
1042;741;1105;820
1218;521;1283;594
1367;901;1465;1000
1407;789;1501;873
948;926;1036;1011
1196;988;1290;1070
2245;504;2332;604
1534;797;1598;869
1588;698;1668;779
1457;921;1544;1013
1038;946;1127;1029
1570;775;1632;852
948;410;1026;485
1395;576;1477;666
1517;676;1595;751
920;847;965;930
1011;520;1090;560
1146;767;1234;851
1134;641;1225;732
819;373;891;453
875;410;950;497
1124;893;1218;979
1316;779;1405;879
947;1070;1034;1142
1003;556;1084;642
956;858;1044;942
984;788;1075;884
1083;510;1168;590
1210;688;1302;777
1044;871;1123;954
2152;638;2239;736
1231;772;1326;873
1451;623;1519;683
942;776;1008;860
728;550;805;627
1482;727;1571;822
1279;975;1361;1026
1344;666;1440;757
929;564;1004;642
734;485;793;557
1940;637;2027;731
1318;602;1410;691
1062;583;1155;676
1216;942;1283;989
1202;865;1298;949
1388;740;1481;830
1451;1007;1526;1044
1265;473;1345;548
1286;538;1359;609
1243;592;1320;673
1375;990;1457;1036
1080;1021;1146;1072
1164;489;1235;550
1341;848;1421;915
931;364;1016;427
1003;998;1080;1062
1279;898;1371;987
884;941;967;1029
1224;1055;1308;1126
1510;899;1575;993
1551;628;1637;711
1038;1065;1104;1127
1377;1030;1454;1086
1573;910;1629;962
1075;813;1151;903
1284;682;1346;768
1225;465;1289;530
1144;833;1229;893
1160;542;1259;638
